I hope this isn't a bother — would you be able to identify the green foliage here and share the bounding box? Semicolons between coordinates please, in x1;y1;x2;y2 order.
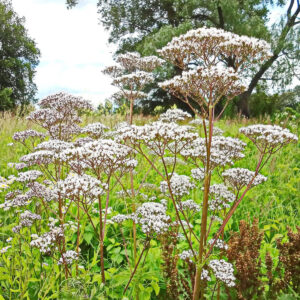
0;0;40;113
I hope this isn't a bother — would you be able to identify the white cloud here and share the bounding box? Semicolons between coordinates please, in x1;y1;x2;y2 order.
12;0;117;107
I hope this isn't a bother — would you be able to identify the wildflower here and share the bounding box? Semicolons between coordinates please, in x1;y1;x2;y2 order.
222;168;267;190
160;173;195;197
209;259;236;287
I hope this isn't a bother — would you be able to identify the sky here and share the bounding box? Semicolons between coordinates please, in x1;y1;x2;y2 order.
12;0;118;107
11;1;297;107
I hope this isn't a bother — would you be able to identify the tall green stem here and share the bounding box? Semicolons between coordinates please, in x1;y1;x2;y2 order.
193;105;214;300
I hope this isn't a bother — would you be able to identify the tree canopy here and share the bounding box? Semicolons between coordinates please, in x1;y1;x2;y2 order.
68;0;299;116
0;0;40;113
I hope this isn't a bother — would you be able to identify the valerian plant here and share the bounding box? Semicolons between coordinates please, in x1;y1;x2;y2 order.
0;27;298;300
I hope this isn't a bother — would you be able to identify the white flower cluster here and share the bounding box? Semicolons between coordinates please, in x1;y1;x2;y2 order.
0;190;33;210
112;90;147;101
208;238;228;250
56;173;105;200
39;92;92;111
209;259;236;287
201;269;211;281
158;108;191;123
27;92;92;141
12;210;41;233
160;173;195;197
58;250;79;265
116;52;164;72
30;225;64;254
135;202;170;235
20;150;54;166
158;27;271;69
81;122;108;138
179;249;195;261
159;66;246;103
15;170;43;182
13;130;45;142
222;168;267;190
191;168;205;181
240;124;298;152
209;184;235;211
181;137;245;168
117;121;197;155
111;214;131;224
178;199;200;212
61;139;136;174
14;163;27;170
113;71;154;90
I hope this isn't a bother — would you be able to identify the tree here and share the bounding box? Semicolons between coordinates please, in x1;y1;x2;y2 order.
68;0;299;117
0;0;40;113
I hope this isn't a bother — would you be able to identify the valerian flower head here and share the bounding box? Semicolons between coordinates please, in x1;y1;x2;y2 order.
178;199;200;212
209;184;235;211
159;66;246;105
181;137;245;168
179;250;196;262
222;168;267;190
117;121;198;155
135;202;170;235
112;71;154;90
15;170;43;182
158;108;191;123
58;250;79;265
209;259;236;287
13;210;41;233
208;238;228;250
160;173;195;197
30;225;64;254
56;173;105;200
13;130;46;143
116;52;164;72
61;139;136;174
191;168;205;181
27;92;92;141
158;27;271;70
81;122;108;139
239;124;298;153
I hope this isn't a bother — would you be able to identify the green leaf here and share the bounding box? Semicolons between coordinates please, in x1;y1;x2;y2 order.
151;281;160;296
83;232;93;244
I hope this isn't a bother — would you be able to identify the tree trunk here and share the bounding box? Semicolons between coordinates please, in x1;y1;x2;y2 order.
237;91;251;118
